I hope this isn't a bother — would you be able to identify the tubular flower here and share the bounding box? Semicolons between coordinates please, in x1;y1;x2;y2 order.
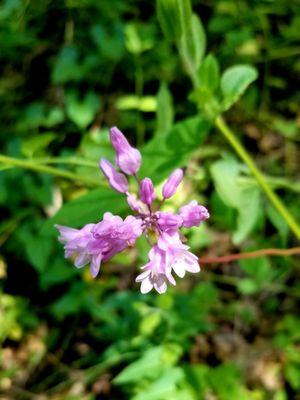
56;126;210;294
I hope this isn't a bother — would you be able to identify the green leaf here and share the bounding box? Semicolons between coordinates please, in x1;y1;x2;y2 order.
140;116;211;183
16;224;53;273
114;344;182;385
125;23;154;54
156;0;182;42
156;82;174;134
239;257;275;286
116;95;157;112
198;54;220;92
266;204;289;241
66;91;101;129
177;0;193;34
133;368;184;400
237;278;259;295
180;14;206;78
208;364;247;400
210;158;261;243
139;310;162;336
42;188;127;233
52;46;82;84
285;364;300;390
21;133;57;158
221;65;257;110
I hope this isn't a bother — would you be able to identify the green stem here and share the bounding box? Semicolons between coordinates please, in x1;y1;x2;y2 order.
215;116;300;240
0;154;102;187
33;157;98;168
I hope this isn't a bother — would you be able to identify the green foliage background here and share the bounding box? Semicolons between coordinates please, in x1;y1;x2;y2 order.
0;0;300;399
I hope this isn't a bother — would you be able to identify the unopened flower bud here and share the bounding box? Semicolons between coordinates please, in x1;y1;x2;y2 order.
162;169;183;199
127;193;148;214
99;159;128;193
110;127;141;175
139;178;156;205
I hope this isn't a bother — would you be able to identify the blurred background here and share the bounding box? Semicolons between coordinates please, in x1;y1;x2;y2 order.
0;0;300;399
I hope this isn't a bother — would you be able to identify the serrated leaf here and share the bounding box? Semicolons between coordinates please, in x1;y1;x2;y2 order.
221;65;257;110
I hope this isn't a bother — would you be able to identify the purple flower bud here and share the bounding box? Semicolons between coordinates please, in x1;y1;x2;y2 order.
99;159;128;193
156;212;183;232
139;177;156;205
179;200;209;228
110;127;141;175
162;169;183;199
127;193;148;214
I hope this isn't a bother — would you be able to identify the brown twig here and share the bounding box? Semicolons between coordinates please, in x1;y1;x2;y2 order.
199;247;300;264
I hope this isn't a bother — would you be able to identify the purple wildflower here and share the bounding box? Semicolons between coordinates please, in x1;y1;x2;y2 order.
135;246;176;294
56;126;210;294
179;200;210;228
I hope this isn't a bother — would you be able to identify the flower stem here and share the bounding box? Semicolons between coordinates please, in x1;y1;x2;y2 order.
0;154;102;187
215;116;300;240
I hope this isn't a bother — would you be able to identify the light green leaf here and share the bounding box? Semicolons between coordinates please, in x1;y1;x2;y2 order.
156;82;174;134
114;344;182;385
139;311;162;336
116;95;157;112
180;14;206;78
177;0;193;34
221;65;257;110
125;23;154;54
66;91;100;129
21;133;57;158
198;54;220;92
156;0;182;42
237;278;259;295
133;368;184;400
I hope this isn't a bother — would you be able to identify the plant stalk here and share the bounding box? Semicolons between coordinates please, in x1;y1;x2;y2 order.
215;116;300;240
0;154;102;187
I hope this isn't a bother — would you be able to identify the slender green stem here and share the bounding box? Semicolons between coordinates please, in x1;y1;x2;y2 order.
238;176;300;193
33;157;98;168
215;116;300;240
0;154;102;187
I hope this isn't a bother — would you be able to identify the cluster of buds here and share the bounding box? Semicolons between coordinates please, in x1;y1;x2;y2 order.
56;127;209;294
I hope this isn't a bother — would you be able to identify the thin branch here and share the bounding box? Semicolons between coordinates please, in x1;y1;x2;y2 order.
199;247;300;265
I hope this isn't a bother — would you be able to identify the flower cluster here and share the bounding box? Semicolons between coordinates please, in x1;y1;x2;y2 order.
55;127;209;294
